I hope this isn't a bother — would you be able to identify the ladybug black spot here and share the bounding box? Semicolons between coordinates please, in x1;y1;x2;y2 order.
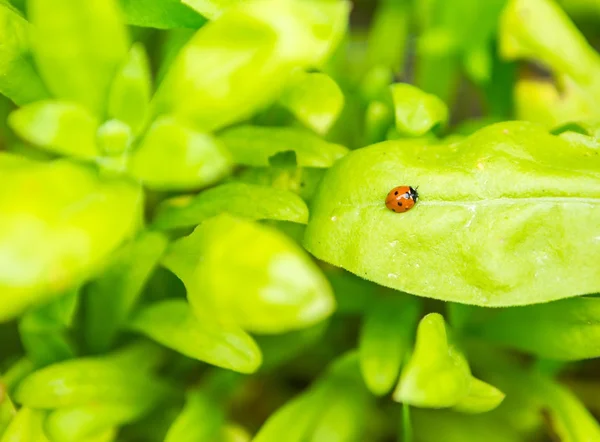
398;202;402;206
394;191;399;195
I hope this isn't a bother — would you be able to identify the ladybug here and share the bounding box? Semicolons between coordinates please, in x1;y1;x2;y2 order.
385;186;418;213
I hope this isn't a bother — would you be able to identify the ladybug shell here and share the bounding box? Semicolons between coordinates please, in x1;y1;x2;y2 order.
385;186;418;213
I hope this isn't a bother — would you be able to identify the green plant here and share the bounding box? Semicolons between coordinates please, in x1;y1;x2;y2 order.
1;0;599;441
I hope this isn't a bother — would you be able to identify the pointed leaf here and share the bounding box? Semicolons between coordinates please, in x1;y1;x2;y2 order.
28;0;129;116
163;215;335;334
220;126;348;168
108;44;152;135
129;300;261;374
394;313;471;408
304;121;600;306
153;183;309;230
8;101;100;159
128;116;232;190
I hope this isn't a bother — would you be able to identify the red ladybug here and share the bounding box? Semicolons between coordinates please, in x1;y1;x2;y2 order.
385;186;418;213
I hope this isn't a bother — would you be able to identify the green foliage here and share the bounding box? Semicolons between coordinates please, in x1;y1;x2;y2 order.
1;0;600;440
305;122;600;306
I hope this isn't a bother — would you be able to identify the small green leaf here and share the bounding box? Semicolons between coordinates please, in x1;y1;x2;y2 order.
14;353;168;409
84;231;168;354
452;377;506;414
9;101;100;159
129;299;262;374
108;44;152;135
220;126;348;168
163;215;335;334
128;116;232;191
164;391;225;442
28;0;130;116
358;294;421;396
118;0;205;29
462;297;600;360
0;156;143;322
153;183;309;230
0;407;50;442
279;72;345;135
45;400;159;442
304;122;600;306
96;119;133;158
390;83;449;136
394;313;471;408
153;0;349;131
0;3;49;105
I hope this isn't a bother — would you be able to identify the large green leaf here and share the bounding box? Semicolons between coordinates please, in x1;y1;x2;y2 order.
28;0;129;116
129;299;262;374
0;2;49;105
152;0;349;131
304;121;600;306
163;214;335;334
153;182;309;230
0;155;143;322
